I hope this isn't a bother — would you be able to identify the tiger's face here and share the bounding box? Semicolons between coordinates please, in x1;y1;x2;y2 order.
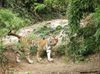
49;36;58;46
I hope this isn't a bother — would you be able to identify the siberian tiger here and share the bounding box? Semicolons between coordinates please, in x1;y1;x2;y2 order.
8;31;59;63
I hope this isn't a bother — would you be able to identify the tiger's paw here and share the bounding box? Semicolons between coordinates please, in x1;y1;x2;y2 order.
27;59;33;64
37;58;42;62
28;60;33;64
16;59;21;63
48;58;54;62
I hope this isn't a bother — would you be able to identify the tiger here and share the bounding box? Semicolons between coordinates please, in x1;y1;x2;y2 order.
35;35;58;62
8;31;34;64
8;31;59;63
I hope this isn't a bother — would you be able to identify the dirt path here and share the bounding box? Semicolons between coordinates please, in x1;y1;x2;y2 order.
1;52;99;74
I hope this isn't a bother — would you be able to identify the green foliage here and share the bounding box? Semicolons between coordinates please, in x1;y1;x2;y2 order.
56;25;62;31
56;45;66;56
0;9;29;37
4;0;68;20
0;40;8;69
68;0;96;34
30;46;37;55
0;42;5;54
44;0;53;7
35;25;51;37
93;7;100;41
92;7;100;47
95;0;100;7
45;0;68;14
80;37;96;56
34;3;46;13
67;0;100;61
68;0;81;34
68;27;97;61
78;26;96;39
67;37;80;59
92;7;100;27
27;32;37;40
68;36;96;61
6;0;35;19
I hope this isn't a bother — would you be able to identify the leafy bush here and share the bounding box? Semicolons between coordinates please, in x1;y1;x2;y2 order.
35;25;51;37
27;32;37;40
67;25;98;60
30;46;37;56
34;3;46;13
5;0;68;20
93;7;100;41
44;0;68;15
0;41;11;73
0;9;29;37
0;42;5;54
81;37;96;56
6;0;35;19
67;37;80;60
56;25;62;31
67;0;100;61
56;45;67;56
78;26;96;39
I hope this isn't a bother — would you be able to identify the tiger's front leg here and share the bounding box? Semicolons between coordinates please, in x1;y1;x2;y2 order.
46;45;53;62
16;53;21;63
25;53;33;64
46;49;53;62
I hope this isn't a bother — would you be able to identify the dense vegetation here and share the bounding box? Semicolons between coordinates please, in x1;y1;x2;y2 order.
0;0;68;20
68;0;100;61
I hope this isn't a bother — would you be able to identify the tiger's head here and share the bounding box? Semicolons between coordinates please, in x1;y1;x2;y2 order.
49;36;58;46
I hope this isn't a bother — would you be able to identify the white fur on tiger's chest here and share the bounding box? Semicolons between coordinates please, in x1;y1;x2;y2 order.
43;38;52;50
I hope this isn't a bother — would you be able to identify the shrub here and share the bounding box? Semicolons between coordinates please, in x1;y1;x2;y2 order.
0;42;5;54
78;26;96;39
35;25;51;37
56;25;62;31
67;0;100;61
44;0;68;14
34;3;46;13
56;44;67;56
93;7;100;40
30;45;37;56
0;40;9;73
0;9;29;37
67;26;97;61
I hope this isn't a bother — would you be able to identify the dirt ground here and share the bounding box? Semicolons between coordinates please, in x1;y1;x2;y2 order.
0;51;100;74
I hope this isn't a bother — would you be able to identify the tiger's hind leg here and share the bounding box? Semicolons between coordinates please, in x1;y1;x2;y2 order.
16;52;21;63
24;48;33;64
25;54;33;64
